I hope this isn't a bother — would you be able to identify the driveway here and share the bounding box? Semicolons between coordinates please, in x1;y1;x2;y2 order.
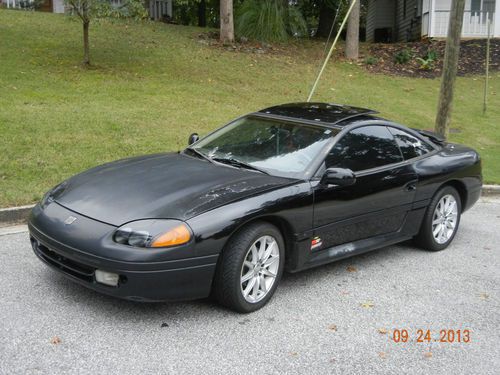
0;197;499;374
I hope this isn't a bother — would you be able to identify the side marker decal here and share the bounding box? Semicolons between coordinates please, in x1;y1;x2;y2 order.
311;236;323;251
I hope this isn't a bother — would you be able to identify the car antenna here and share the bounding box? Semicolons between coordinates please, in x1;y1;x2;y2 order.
306;0;358;103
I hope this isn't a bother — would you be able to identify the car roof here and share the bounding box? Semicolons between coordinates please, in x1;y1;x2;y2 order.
256;102;379;128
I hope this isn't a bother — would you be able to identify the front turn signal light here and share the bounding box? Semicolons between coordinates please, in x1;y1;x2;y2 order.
151;224;191;248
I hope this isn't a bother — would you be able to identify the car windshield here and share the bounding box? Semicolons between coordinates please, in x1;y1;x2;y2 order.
188;116;338;178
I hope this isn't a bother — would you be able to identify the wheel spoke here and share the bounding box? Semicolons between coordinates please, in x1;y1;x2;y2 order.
263;255;278;268
261;268;276;278
257;239;265;259
260;275;267;293
445;201;456;216
439;226;447;242
244;277;256;297
252;276;260;298
262;241;275;263
241;270;253;283
250;244;258;265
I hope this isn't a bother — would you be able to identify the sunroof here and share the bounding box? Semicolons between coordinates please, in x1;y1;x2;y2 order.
259;102;377;125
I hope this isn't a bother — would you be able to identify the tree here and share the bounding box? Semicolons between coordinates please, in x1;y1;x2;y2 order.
345;0;359;59
198;0;207;27
316;1;336;38
65;0;148;66
66;0;96;65
220;0;234;43
435;0;465;138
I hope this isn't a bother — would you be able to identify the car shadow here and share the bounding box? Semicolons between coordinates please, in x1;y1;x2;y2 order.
42;240;425;321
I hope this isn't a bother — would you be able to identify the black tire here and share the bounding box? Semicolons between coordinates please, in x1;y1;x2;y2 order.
214;222;285;313
414;186;462;251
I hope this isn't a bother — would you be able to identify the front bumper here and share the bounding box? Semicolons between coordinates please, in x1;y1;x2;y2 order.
28;203;218;302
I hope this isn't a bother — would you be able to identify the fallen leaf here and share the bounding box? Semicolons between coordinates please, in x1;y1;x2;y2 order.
378;352;387;359
424;352;433;358
290;352;298;356
361;301;375;309
480;292;489;300
328;324;338;332
50;336;61;345
346;266;357;273
161;322;169;328
378;328;388;334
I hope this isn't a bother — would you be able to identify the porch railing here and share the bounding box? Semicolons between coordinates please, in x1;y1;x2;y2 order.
3;0;37;9
433;10;495;37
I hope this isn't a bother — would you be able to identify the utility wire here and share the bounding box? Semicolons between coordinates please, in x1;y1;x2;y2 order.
307;0;358;102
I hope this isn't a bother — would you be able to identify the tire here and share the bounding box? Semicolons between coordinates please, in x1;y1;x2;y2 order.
214;222;285;313
414;186;462;251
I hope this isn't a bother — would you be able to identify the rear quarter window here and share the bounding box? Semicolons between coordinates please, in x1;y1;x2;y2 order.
388;127;434;160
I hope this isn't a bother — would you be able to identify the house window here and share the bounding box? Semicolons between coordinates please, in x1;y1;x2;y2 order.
471;0;481;13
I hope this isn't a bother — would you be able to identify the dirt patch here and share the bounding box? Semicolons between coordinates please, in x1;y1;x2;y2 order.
196;31;292;55
363;39;500;78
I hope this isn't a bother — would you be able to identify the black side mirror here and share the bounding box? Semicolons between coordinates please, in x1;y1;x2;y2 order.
188;133;199;145
320;168;356;187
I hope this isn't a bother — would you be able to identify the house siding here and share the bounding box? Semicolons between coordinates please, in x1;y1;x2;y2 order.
366;0;397;42
394;0;422;41
53;0;64;13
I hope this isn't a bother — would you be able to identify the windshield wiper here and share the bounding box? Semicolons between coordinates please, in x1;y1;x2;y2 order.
212;157;270;175
185;148;213;163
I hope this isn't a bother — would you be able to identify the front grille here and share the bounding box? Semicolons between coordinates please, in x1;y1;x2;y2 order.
31;237;95;283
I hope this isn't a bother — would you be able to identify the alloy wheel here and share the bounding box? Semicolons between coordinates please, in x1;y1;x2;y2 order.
432;194;458;244
240;235;280;303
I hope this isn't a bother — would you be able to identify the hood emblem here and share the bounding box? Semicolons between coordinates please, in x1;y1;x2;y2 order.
64;216;77;225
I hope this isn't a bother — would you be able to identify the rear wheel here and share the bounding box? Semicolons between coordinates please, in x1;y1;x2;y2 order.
214;222;285;313
414;186;462;251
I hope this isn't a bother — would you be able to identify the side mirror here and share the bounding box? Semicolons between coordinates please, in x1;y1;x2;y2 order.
188;133;199;145
320;168;356;187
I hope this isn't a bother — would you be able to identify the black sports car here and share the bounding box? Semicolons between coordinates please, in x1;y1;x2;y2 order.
29;103;482;312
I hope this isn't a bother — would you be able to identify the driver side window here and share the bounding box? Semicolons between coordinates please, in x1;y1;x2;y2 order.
325;125;403;172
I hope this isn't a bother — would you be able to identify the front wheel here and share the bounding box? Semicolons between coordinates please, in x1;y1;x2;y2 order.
414;186;462;251
214;222;285;313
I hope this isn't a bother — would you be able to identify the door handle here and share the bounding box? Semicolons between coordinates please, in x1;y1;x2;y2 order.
405;183;417;192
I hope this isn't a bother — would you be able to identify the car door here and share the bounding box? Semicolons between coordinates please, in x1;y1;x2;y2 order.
312;125;418;249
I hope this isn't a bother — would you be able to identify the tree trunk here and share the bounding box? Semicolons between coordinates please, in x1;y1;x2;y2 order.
220;0;234;44
345;0;359;60
435;0;465;139
83;20;90;65
198;0;207;28
316;2;335;38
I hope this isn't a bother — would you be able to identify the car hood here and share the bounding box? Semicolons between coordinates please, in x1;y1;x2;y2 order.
54;153;294;226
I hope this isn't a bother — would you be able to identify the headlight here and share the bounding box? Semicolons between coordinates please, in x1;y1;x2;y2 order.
113;219;192;248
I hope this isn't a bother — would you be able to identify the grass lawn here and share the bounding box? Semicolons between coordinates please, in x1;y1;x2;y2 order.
0;10;499;207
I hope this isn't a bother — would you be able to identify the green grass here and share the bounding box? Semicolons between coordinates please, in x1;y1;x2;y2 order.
0;10;499;207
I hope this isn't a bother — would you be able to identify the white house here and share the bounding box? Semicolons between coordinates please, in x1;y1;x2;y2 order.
366;0;499;42
1;0;172;21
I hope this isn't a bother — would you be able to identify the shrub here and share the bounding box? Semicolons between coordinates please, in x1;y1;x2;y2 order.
236;0;307;43
394;49;413;64
416;49;439;70
364;56;378;65
426;49;438;61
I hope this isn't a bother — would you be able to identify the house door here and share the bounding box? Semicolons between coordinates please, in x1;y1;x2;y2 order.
40;0;53;12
